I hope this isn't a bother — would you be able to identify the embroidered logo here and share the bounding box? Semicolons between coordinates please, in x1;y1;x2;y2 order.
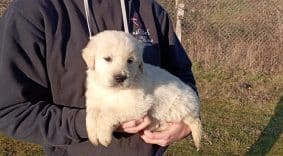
131;13;153;46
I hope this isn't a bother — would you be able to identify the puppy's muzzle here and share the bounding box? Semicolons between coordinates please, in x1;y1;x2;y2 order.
114;74;127;83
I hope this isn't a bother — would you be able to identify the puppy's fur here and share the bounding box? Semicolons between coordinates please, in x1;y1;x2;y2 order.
82;30;202;149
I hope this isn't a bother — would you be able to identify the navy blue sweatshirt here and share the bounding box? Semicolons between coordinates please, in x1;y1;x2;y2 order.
0;0;196;155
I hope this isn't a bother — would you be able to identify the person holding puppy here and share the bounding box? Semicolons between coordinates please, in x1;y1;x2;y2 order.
0;0;198;155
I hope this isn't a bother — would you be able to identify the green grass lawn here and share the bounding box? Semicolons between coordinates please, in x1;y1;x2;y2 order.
1;65;282;156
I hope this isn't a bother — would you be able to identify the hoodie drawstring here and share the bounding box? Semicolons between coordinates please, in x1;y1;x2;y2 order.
83;0;92;39
120;0;129;33
83;0;130;39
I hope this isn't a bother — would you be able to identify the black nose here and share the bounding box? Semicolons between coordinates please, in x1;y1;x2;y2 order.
114;74;127;83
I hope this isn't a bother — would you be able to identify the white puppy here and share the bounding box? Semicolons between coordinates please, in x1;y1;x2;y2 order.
82;30;202;150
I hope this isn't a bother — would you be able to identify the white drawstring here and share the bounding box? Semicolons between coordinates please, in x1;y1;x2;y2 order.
120;0;129;33
83;0;92;39
83;0;130;39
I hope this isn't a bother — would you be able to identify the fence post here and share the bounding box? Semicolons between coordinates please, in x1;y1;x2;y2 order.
175;0;185;41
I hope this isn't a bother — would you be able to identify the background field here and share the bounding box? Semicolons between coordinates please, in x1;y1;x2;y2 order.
1;0;283;155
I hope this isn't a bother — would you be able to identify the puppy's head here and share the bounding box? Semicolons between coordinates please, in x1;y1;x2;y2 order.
82;30;144;88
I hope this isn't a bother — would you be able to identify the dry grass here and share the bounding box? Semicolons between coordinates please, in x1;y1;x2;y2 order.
1;0;283;155
0;0;10;16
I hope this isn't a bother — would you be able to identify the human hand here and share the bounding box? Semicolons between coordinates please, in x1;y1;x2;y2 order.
116;116;152;134
140;121;191;147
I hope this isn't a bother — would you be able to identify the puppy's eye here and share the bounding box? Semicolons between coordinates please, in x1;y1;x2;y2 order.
127;58;134;64
104;57;112;62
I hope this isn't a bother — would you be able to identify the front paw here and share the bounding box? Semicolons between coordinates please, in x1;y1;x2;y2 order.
86;111;115;147
97;134;112;147
96;122;115;147
88;129;111;147
86;115;99;145
88;131;99;145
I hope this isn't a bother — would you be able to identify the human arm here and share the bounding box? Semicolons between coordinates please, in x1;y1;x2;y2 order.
0;6;87;146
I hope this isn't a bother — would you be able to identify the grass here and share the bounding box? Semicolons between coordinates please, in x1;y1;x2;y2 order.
164;64;283;155
0;134;43;156
1;0;283;155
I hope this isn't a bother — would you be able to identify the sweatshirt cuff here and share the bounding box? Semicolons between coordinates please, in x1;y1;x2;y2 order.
75;109;88;139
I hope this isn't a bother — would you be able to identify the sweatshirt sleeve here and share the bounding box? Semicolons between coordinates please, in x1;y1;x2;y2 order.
0;6;87;146
154;3;198;93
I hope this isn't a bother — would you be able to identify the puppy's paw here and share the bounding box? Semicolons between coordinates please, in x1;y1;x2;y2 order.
88;133;99;145
96;126;113;147
96;118;116;147
86;110;100;146
98;135;112;147
86;109;117;147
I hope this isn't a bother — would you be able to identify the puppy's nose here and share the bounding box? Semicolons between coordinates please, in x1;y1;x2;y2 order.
114;74;127;83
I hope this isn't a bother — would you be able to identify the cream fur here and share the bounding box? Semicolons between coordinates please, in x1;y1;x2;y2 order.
82;30;202;149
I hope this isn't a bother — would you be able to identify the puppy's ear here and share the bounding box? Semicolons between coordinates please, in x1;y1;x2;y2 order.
82;40;96;70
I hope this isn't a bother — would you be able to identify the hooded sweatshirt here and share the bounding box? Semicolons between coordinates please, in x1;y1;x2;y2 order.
0;0;197;155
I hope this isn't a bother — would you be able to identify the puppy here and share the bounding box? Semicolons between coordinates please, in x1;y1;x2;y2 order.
82;30;202;150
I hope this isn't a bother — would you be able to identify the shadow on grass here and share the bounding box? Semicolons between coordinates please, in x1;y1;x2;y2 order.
247;96;283;155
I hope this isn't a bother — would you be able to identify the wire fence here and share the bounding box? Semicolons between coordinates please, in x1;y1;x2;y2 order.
158;0;283;74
